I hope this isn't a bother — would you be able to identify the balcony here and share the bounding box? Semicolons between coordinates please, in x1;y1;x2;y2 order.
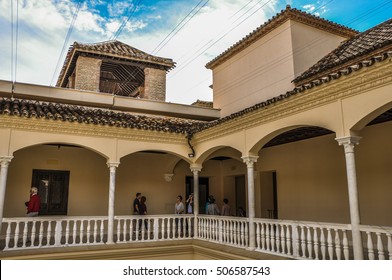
1;215;391;260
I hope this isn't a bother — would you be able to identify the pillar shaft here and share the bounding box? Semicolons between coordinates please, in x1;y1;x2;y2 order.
0;156;13;234
190;164;202;238
107;161;119;244
242;156;258;251
336;136;363;260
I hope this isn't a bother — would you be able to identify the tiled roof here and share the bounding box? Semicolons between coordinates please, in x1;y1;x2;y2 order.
293;18;392;84
0;98;205;135
195;48;392;134
56;40;175;87
205;5;358;70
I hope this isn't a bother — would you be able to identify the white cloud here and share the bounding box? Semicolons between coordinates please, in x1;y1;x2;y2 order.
0;0;283;104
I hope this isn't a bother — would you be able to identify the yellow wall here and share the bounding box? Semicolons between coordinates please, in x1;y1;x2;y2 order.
256;121;392;226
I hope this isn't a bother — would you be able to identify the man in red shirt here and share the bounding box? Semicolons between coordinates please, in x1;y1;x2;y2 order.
26;187;40;217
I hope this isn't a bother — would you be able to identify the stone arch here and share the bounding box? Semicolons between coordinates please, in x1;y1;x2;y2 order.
249;124;335;155
118;146;191;164
9;137;111;160
350;101;392;133
195;145;243;165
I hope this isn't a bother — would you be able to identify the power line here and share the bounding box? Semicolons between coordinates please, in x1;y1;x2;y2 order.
212;0;392;108
111;0;143;41
168;0;275;79
50;0;83;87
151;0;209;55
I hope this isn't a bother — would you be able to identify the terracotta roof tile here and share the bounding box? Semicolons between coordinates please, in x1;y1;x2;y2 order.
0;98;206;135
56;40;175;88
293;18;392;84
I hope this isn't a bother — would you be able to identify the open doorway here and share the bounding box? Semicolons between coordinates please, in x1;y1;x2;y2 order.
185;176;209;214
259;171;278;219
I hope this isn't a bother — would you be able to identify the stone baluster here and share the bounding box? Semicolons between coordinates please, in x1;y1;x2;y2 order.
366;232;375;260
31;221;37;247
22;221;29;248
327;228;333;259
286;225;291;255
313;228;319;260
54;220;62;246
343;230;349;260
72;221;78;245
5;222;11;249
320;228;326;259
334;229;342;260
93;220;98;244
39;221;44;246
280;225;286;254
306;227;312;259
261;223;266;250
376;232;385;260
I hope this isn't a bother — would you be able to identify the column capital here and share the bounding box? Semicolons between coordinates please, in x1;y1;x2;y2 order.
106;161;120;169
0;156;13;167
190;164;202;173
336;136;361;153
241;156;258;167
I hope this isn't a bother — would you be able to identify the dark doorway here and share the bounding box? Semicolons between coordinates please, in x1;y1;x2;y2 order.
235;175;246;216
185;176;209;214
31;169;70;215
259;171;278;219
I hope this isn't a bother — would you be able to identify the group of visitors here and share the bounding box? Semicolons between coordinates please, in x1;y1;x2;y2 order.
205;195;232;216
133;192;147;215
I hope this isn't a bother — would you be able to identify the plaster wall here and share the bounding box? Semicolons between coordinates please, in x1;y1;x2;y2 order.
291;22;348;77
212;21;295;117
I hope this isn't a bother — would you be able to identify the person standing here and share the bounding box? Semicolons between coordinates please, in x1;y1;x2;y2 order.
221;198;231;216
133;192;141;215
206;197;220;215
25;187;40;217
186;193;194;214
175;195;185;235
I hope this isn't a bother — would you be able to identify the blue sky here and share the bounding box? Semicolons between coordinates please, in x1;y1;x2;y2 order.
0;0;391;105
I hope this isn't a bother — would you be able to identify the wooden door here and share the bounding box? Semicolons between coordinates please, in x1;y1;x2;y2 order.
31;169;70;215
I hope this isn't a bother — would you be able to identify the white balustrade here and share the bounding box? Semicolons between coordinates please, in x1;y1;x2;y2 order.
196;215;249;248
254;218;353;260
1;215;391;260
360;225;392;260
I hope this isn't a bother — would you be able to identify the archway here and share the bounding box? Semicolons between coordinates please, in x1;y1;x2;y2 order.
5;142;108;217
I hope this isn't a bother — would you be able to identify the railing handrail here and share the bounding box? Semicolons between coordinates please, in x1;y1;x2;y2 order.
2;216;109;222
198;215;249;221
359;224;392;234
254;217;352;230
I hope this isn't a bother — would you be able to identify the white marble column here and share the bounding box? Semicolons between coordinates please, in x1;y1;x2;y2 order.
336;136;364;260
107;161;119;244
190;164;202;238
0;156;13;233
242;155;258;251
